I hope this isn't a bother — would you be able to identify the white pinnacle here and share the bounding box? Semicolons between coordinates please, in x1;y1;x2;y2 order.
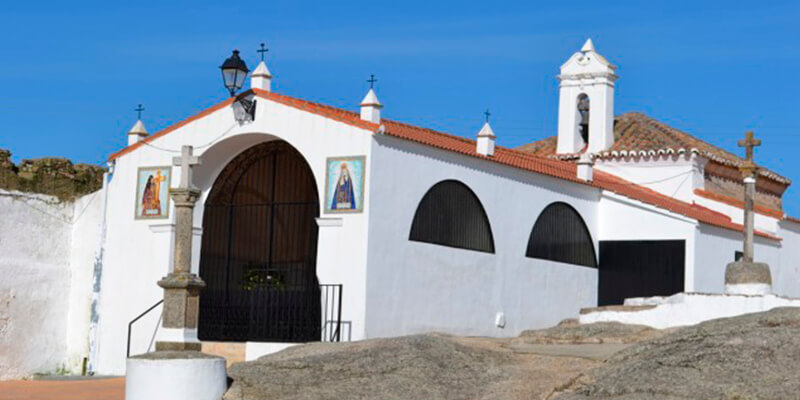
252;61;272;78
360;88;382;107
129;119;148;136
477;122;495;137
581;38;595;53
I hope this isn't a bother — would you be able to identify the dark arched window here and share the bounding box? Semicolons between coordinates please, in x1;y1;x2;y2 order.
526;202;596;267
577;93;590;145
409;180;495;253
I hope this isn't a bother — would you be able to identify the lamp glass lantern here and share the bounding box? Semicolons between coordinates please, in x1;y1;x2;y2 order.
220;50;250;96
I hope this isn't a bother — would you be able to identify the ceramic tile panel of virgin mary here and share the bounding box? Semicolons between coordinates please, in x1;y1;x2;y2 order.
325;156;365;214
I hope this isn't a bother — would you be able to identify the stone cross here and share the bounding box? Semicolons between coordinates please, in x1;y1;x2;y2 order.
724;131;772;295
737;131;760;263
156;144;205;352
172;145;201;189
738;131;761;168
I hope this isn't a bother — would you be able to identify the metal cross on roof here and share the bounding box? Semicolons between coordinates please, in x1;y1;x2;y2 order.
172;145;202;189
258;42;269;61
484;109;491;123
737;130;761;163
135;104;145;120
367;74;377;89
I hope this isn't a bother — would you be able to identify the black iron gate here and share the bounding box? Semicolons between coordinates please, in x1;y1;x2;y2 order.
198;141;323;342
598;240;685;306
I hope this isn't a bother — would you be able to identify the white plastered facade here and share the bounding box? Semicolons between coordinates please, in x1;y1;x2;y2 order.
93;95;607;375
8;41;800;380
95;99;375;375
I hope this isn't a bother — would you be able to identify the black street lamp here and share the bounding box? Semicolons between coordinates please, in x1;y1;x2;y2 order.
220;50;250;97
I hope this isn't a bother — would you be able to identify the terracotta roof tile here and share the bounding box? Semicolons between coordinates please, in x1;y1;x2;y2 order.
107;91;779;240
694;188;783;219
518;112;790;185
783;216;800;224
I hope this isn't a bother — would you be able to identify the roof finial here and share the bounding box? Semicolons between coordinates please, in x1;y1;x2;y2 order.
135;104;145;120
484;108;491;123
251;45;273;91
581;38;595;53
367;74;377;89
258;42;269;61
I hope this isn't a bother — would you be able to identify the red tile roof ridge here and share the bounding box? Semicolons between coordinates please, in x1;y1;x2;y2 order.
517;112;790;185
694;188;783;219
108;97;236;161
253;89;379;131
105;89;779;241
783;216;800;224
381;119;477;145
591;170;779;240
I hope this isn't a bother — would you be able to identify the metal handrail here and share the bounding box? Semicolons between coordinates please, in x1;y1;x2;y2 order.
126;300;163;358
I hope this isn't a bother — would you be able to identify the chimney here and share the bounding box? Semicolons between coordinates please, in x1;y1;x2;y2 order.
476;122;496;156
360;88;382;123
576;153;594;182
128;120;148;145
251;61;272;92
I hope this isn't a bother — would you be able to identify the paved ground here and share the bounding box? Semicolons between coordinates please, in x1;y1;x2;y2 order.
0;377;124;400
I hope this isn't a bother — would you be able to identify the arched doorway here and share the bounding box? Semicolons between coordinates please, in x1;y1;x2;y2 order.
198;140;321;342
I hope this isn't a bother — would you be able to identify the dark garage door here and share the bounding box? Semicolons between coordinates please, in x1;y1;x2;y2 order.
598;240;685;306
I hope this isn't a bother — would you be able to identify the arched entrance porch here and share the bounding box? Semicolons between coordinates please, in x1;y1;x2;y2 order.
197;140;321;342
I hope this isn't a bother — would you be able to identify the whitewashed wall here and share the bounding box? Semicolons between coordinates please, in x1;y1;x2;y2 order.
65;191;104;373
693;224;782;294
774;221;800;298
598;193;698;291
693;194;780;234
364;136;600;338
95;98;375;375
0;189;102;380
594;154;703;204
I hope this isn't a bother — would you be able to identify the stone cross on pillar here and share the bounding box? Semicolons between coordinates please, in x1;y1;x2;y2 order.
725;131;772;295
737;131;760;263
156;145;205;351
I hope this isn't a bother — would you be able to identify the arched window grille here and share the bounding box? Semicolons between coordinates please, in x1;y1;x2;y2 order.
526;202;596;267
409;180;495;253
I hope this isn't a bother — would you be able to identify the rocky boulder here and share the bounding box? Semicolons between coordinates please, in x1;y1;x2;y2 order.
224;334;595;400
554;307;800;400
0;148;104;200
514;320;667;345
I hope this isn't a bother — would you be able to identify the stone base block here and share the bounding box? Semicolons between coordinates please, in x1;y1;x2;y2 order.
126;351;227;400
726;283;772;296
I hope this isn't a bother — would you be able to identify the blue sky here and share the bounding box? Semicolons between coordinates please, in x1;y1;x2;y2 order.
1;1;799;213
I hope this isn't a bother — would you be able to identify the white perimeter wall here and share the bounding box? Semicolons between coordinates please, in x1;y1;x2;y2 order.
96;98;374;375
364;136;600;338
0;190;102;380
775;221;800;298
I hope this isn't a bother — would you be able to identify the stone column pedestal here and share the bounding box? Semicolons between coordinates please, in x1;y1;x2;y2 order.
155;186;205;351
156;274;205;351
725;260;772;295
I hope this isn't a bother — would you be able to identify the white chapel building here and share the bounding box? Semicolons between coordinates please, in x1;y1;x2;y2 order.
32;40;800;376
